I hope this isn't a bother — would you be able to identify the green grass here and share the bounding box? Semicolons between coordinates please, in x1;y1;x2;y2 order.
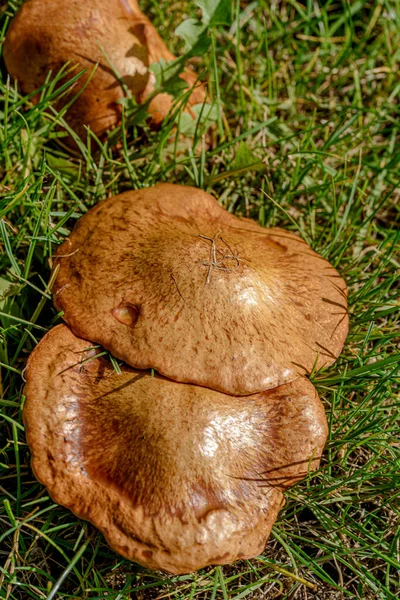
0;0;399;598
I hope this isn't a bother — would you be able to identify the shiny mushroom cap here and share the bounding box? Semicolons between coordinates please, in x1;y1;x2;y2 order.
3;0;206;143
24;325;328;574
53;184;348;396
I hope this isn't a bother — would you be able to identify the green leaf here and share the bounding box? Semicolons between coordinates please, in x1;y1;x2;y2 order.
177;102;218;136
186;31;211;57
0;275;24;311
149;58;183;88
196;0;232;26
150;33;210;91
46;154;79;176
175;19;205;50
176;2;232;50
0;277;13;307
209;0;233;26
231;141;264;171
211;141;265;183
149;59;188;98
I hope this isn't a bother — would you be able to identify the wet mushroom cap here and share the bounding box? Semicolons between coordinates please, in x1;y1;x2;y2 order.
53;183;348;396
24;324;328;574
3;0;206;143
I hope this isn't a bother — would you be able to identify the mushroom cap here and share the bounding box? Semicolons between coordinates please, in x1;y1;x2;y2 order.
53;184;348;396
24;324;328;574
3;0;206;143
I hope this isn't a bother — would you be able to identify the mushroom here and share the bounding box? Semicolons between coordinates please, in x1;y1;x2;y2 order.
53;183;348;396
3;0;206;144
24;324;328;574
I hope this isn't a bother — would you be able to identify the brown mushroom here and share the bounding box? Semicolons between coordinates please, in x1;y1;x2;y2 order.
24;324;328;574
53;183;348;396
3;0;206;144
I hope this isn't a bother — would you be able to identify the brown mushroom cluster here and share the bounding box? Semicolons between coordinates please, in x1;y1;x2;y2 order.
24;184;349;573
4;0;206;145
6;0;348;576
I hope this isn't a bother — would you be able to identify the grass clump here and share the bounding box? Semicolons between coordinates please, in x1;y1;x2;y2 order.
0;0;399;598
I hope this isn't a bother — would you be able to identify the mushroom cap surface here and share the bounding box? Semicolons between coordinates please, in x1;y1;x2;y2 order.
24;325;328;574
53;184;348;396
3;0;206;143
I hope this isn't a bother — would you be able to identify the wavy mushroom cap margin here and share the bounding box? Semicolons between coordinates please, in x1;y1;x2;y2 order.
24;325;328;574
53;184;348;396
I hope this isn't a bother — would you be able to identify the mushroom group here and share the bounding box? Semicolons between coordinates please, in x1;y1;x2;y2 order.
6;0;348;577
24;184;349;573
4;0;206;145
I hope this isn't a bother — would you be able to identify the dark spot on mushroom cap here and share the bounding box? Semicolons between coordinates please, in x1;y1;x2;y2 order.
112;305;140;327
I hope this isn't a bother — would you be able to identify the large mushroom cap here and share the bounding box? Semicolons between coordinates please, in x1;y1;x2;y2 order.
3;0;206;143
53;184;348;396
24;325;328;574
